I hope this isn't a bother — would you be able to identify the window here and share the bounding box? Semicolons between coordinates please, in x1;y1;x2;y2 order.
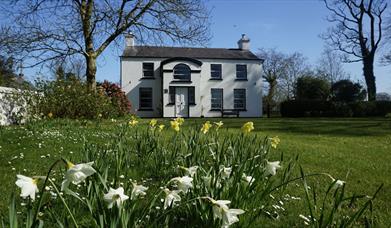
188;87;195;104
211;88;223;110
173;64;191;81
210;64;222;79
236;64;247;80
139;87;153;110
234;89;246;110
143;63;154;78
169;87;175;104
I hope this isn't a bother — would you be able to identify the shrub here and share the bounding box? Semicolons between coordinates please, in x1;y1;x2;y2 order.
32;79;130;119
280;100;333;117
295;76;330;100
331;79;366;102
98;80;131;117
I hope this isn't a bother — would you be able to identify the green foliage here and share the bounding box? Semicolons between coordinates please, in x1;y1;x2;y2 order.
2;120;381;227
331;80;366;102
0;56;31;89
295;76;331;101
31;79;130;119
98;80;131;117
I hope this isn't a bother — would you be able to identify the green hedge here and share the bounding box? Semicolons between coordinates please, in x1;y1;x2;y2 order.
280;100;391;117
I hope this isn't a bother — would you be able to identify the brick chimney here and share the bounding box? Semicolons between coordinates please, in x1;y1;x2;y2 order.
125;33;135;47
237;34;250;50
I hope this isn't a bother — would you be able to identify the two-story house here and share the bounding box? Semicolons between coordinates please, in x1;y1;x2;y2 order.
120;34;263;118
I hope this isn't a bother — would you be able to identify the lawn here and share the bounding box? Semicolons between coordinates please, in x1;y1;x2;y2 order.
0;117;390;226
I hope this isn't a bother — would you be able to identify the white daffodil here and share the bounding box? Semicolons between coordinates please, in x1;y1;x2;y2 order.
332;179;345;189
265;161;281;176
61;161;96;191
207;197;245;227
241;173;255;186
219;165;232;179
170;176;193;193
163;188;181;210
131;182;148;200
180;166;198;177
15;175;39;201
104;187;129;209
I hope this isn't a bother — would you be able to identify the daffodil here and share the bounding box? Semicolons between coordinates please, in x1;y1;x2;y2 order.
270;136;280;149
241;173;255;186
158;124;165;132
163;188;181;210
214;121;224;129
201;121;212;134
219;165;232;179
104;187;129;208
170;176;193;193
333;180;345;189
61;161;96;191
180;166;198;177
174;117;185;125
15;175;39;201
206;197;245;227
128;119;138;126
241;122;254;133
265;161;281;176
48;112;53;118
170;120;180;132
149;119;157;128
131;182;148;200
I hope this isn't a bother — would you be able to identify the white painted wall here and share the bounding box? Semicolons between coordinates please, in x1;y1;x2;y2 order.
0;86;28;126
121;58;263;118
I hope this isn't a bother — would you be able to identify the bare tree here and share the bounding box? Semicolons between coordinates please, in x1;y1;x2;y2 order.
316;47;350;84
0;0;210;90
322;0;388;101
257;48;289;117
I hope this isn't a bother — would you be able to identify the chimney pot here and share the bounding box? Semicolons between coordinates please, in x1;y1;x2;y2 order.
238;34;250;50
125;33;135;47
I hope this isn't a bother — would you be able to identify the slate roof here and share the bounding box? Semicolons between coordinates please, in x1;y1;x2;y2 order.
121;46;262;61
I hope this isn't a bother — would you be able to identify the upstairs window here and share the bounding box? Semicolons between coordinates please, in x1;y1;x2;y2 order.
173;64;191;81
236;64;247;80
143;63;154;78
139;87;153;110
234;89;246;110
210;64;222;80
211;88;223;110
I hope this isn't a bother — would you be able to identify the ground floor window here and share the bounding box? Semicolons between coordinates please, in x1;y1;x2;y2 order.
139;87;153;110
211;88;223;110
188;87;195;104
234;89;246;110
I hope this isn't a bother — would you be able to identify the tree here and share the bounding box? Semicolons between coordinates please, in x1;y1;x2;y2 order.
0;0;210;90
257;48;289;117
295;75;331;100
316;47;349;84
322;0;388;101
331;79;367;102
0;55;30;89
376;92;391;100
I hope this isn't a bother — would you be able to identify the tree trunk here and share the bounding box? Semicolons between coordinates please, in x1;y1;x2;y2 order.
362;56;376;101
85;55;97;91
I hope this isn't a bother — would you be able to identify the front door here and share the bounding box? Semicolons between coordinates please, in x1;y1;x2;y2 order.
175;87;189;117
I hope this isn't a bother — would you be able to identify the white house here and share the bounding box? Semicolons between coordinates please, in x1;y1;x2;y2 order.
120;34;263;118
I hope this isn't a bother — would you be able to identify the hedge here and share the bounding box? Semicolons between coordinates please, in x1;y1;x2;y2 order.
280;100;391;117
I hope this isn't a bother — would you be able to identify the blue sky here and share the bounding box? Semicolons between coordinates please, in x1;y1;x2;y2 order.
25;0;391;93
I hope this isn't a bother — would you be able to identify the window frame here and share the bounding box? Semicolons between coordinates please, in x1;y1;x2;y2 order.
211;88;223;111
210;64;222;80
139;87;153;110
236;64;247;80
173;64;191;81
142;63;154;78
233;88;246;110
188;87;196;105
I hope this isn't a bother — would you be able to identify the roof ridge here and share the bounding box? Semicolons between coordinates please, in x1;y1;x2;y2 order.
130;45;247;51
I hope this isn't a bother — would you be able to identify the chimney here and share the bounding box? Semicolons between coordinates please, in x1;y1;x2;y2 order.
125;33;135;47
237;34;250;50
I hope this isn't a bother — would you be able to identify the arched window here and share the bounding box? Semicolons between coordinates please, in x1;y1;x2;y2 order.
173;64;191;81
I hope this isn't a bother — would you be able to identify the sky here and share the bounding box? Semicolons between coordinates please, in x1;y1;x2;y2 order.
24;0;391;93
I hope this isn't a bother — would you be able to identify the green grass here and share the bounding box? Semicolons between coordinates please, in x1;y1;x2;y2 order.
0;117;390;226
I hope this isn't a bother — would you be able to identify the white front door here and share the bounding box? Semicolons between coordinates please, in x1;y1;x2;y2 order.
175;87;189;117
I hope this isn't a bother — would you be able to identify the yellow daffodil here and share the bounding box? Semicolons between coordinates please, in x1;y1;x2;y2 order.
214;121;224;129
201;121;212;134
158;124;165;132
241;121;254;133
174;117;185;125
170;120;180;132
48;112;53;118
270;136;280;149
128;119;138;126
149;119;157;127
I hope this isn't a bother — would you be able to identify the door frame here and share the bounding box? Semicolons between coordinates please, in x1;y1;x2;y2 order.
174;87;190;118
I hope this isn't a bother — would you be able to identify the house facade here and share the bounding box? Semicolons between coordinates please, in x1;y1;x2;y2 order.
120;34;263;118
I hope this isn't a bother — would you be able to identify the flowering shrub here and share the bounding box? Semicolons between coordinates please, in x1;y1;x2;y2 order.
5;120;381;227
98;80;131;117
